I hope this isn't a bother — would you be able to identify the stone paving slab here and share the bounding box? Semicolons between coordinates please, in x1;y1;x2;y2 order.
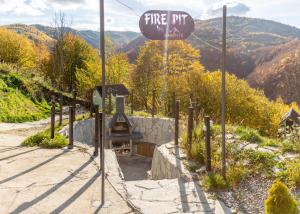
125;179;231;214
0;123;133;214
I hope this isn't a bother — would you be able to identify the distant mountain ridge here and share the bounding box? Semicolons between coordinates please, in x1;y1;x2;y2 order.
32;24;140;48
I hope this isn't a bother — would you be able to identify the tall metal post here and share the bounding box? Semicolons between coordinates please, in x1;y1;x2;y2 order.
187;105;194;159
59;93;63;126
131;90;134;115
72;90;77;121
221;5;227;178
50;96;55;139
174;100;180;145
172;92;176;118
99;0;106;205
151;90;156;118
205;116;212;172
68;106;74;149
94;105;99;157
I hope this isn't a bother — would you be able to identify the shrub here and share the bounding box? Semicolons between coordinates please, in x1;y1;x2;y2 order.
235;127;263;143
22;131;67;149
201;173;229;191
227;165;249;189
264;180;298;214
40;135;68;149
286;160;300;188
238;150;276;172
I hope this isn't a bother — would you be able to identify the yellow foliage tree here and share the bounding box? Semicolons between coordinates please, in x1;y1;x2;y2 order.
0;28;37;68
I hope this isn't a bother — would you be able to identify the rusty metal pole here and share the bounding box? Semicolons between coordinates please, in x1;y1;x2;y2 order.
99;0;106;205
59;92;63;126
205;116;212;172
152;90;156;118
131;90;134;115
50;96;55;139
72;90;77;121
94;105;99;157
174;100;180;146
172;92;176;118
68;106;74;149
187;105;194;159
221;5;227;178
108;92;112;114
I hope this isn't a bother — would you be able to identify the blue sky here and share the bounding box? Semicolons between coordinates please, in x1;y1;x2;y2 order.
0;0;299;32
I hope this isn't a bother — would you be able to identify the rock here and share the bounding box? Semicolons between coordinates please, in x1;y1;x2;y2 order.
244;143;258;150
257;147;275;154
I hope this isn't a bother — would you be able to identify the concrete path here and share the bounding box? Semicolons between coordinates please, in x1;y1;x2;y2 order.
0;121;133;214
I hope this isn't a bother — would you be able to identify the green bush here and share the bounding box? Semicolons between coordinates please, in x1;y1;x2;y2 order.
238;149;276;172
235;127;263;143
264;180;298;214
201;173;229;191
22;132;67;149
286;160;300;188
227;165;249;189
40;135;67;149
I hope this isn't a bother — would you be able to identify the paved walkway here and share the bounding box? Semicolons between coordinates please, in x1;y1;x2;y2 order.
0;120;133;214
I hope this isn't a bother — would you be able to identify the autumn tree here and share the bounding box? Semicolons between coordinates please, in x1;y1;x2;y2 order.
131;40;203;112
0;28;37;68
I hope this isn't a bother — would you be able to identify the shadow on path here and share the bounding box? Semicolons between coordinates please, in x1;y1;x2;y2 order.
174;146;190;212
0;148;40;162
0;146;22;153
0;150;68;185
50;171;101;214
9;158;93;214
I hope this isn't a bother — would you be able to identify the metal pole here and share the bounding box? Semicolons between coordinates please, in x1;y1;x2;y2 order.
221;5;227;178
131;90;134;115
68;106;74;149
172;92;176;118
59;93;63;126
205;116;212;172
152;90;156;118
94;105;99;157
174;100;180;146
73;90;77;121
187;106;194;159
99;0;106;205
50;96;55;139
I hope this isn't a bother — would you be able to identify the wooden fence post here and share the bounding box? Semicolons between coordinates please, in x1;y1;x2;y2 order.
175;100;180;146
205;116;212;172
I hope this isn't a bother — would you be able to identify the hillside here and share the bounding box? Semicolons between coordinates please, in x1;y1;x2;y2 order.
122;16;300;78
0;65;50;122
32;24;140;48
3;24;55;47
247;40;300;103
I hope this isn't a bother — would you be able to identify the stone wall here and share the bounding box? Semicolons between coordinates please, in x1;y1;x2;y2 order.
151;142;192;180
60;116;175;146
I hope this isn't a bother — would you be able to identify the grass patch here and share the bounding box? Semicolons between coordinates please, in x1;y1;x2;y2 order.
0;72;50;122
235;127;263;143
22;131;67;149
201;173;229;191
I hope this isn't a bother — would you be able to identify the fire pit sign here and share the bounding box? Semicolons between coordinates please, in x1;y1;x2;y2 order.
139;10;195;40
